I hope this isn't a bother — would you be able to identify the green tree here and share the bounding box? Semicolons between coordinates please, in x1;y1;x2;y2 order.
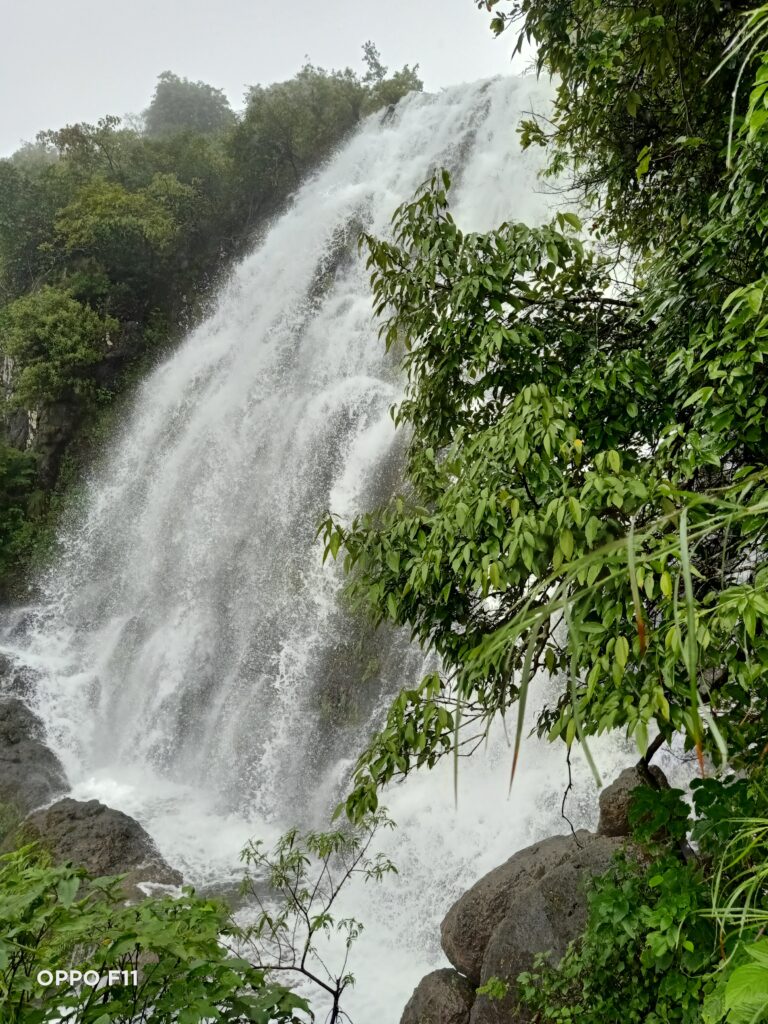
144;71;236;138
318;0;768;824
0;161;66;300
240;812;396;1024
37;116;136;183
233;64;364;194
229;55;422;227
362;41;388;84
1;287;117;408
52;174;198;315
479;0;746;249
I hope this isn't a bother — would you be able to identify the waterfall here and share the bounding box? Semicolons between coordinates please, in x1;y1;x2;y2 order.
0;76;639;1022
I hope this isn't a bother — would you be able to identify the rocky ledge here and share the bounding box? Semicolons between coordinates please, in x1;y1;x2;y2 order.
10;798;183;899
401;765;657;1024
0;688;182;899
0;697;68;814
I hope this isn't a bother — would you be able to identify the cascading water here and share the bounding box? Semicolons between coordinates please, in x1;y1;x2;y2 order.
1;76;642;1021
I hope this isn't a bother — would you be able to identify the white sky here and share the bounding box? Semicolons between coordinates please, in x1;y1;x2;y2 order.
0;0;533;156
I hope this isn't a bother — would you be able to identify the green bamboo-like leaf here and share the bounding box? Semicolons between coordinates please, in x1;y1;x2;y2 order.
566;602;602;787
679;509;703;760
509;616;542;793
627;519;647;655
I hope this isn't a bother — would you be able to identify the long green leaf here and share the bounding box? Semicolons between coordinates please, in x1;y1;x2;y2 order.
679;509;704;769
509;617;541;793
565;601;602;788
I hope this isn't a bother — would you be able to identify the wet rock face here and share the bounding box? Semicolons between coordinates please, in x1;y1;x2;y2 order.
399;768;661;1024
0;698;67;816
469;836;621;1024
597;765;667;837
33;400;82;488
399;969;475;1024
441;830;619;987
12;798;183;899
0;653;41;699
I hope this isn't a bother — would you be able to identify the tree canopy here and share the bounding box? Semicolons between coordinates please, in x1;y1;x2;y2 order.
143;71;236;138
320;0;768;820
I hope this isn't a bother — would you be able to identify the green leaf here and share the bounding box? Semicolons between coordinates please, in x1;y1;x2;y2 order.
682;386;714;409
56;875;80;908
746;940;768;969
560;528;574;560
636;144;652;179
585;517;601;547
725;963;768;1019
747;287;764;315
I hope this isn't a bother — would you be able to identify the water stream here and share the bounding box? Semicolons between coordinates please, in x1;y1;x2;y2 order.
1;76;639;1021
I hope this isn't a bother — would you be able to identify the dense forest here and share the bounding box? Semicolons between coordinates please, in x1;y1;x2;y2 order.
6;0;768;1022
0;47;421;592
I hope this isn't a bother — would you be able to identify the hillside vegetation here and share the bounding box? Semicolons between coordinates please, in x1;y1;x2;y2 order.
0;47;421;593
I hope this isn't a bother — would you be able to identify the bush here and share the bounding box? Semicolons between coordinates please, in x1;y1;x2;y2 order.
0;845;308;1024
1;287;117;408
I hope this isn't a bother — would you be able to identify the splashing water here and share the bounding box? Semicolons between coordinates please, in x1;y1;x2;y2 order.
0;77;643;1021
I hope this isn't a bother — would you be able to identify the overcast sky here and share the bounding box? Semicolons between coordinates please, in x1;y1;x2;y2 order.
0;0;531;156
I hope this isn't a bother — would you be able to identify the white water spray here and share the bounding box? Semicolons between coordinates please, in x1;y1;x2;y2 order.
1;77;641;1021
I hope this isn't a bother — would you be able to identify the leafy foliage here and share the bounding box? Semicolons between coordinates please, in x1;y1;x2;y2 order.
229;56;421;212
479;0;744;249
0;817;398;1023
1;287;118;408
319;0;768;822
518;778;768;1024
239;813;396;1024
518;850;711;1023
0;845;307;1024
144;71;236;138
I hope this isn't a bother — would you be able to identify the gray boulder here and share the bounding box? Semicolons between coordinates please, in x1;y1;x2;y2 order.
12;798;182;899
598;765;667;837
470;835;621;1023
441;830;619;985
400;969;475;1024
0;698;67;817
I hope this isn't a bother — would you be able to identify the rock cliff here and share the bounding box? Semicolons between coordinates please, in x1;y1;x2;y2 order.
400;767;658;1024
